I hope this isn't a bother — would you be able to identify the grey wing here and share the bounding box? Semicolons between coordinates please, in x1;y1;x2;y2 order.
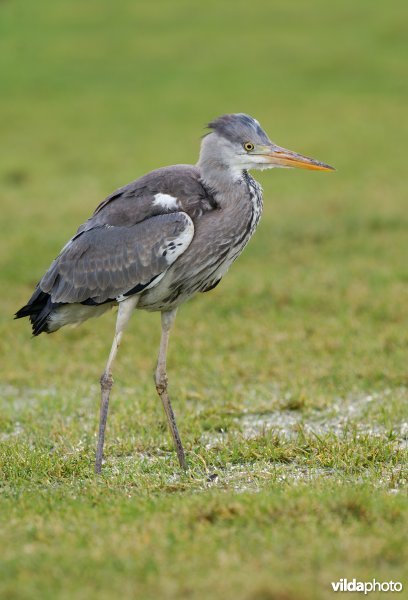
40;212;194;304
76;165;216;232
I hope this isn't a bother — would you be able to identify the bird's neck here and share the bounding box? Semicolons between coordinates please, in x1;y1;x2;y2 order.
197;133;259;207
197;159;248;204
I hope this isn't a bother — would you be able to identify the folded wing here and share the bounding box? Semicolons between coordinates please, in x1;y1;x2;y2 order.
40;212;194;305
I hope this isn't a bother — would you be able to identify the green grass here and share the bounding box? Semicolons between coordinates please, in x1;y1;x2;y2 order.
0;1;407;598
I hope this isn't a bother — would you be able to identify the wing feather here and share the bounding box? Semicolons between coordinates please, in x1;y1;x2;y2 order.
40;213;194;304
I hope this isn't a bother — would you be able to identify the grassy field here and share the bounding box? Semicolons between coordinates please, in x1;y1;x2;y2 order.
1;1;407;598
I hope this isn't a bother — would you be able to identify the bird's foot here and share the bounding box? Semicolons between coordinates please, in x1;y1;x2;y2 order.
94;457;104;475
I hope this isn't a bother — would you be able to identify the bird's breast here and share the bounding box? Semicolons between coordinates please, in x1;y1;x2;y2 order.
138;174;263;312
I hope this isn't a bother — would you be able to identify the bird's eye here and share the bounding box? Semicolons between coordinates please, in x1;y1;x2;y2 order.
243;142;254;152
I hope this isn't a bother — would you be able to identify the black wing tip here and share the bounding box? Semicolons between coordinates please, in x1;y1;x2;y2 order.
15;308;51;336
30;314;51;336
15;289;53;336
14;305;32;320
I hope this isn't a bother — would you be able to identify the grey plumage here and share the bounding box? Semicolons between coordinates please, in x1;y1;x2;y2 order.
32;165;219;321
41;212;194;305
16;113;334;472
208;113;270;145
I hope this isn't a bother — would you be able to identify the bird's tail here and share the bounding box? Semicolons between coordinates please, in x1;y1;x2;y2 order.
15;287;54;336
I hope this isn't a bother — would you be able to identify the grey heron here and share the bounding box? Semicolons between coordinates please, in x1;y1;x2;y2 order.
15;113;334;473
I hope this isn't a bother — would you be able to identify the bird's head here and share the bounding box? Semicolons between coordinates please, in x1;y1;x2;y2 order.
200;113;334;175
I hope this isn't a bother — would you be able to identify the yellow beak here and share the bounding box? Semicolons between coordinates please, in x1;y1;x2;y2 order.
259;144;335;171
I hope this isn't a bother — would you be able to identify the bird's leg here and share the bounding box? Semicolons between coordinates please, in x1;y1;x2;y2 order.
95;296;138;474
155;309;186;470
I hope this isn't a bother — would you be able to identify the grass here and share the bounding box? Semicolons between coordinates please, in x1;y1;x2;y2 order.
0;0;407;598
